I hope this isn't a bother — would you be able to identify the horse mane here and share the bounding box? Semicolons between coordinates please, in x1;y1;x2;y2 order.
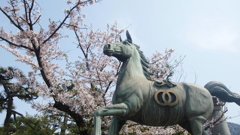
133;44;153;80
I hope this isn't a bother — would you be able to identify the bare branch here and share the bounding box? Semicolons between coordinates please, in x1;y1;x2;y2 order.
23;0;29;25
12;110;24;118
42;1;87;44
0;7;24;31
32;15;41;25
102;80;113;100
204;107;228;130
74;28;87;58
27;0;34;30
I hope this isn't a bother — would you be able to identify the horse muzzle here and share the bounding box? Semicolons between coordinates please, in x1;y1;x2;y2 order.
103;44;114;56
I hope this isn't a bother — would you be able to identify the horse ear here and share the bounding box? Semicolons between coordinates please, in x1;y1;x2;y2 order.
119;36;122;42
126;30;132;43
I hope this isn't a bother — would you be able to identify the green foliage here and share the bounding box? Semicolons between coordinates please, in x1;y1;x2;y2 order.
0;66;38;103
0;66;38;129
40;112;93;135
0;114;56;135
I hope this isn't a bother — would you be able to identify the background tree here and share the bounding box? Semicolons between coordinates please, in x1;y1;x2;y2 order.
0;66;37;134
0;114;57;135
0;0;182;134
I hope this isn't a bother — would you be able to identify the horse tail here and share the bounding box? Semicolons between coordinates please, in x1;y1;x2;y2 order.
204;81;240;106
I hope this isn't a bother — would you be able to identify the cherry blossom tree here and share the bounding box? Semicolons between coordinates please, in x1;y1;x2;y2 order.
0;0;182;134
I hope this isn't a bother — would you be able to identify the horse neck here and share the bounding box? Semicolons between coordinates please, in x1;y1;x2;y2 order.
117;53;146;86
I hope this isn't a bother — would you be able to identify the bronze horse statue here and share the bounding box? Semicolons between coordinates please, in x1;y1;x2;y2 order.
94;31;240;135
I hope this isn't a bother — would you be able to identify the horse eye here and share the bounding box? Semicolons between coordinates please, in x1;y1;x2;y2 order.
123;41;130;45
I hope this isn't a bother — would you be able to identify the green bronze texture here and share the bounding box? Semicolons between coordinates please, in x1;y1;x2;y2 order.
93;31;240;135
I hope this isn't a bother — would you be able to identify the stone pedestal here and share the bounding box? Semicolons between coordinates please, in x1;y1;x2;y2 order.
210;98;230;135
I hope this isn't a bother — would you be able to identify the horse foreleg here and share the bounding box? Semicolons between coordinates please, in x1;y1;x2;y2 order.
108;116;126;135
94;113;101;135
93;103;128;135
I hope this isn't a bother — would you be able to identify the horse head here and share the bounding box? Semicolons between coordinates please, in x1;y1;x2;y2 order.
103;31;153;81
103;31;135;62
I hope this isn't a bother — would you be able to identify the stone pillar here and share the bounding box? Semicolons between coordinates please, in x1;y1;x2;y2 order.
210;97;231;135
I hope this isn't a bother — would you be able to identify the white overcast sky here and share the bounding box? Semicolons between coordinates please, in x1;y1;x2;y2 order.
0;0;240;124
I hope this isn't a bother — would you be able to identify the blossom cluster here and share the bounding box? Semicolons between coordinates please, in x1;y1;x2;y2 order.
120;121;188;135
150;49;175;79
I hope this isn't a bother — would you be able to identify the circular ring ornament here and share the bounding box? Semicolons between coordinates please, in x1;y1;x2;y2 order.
154;90;179;106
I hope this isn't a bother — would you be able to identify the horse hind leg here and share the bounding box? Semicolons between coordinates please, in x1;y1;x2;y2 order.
189;116;209;135
179;121;193;134
94;103;128;135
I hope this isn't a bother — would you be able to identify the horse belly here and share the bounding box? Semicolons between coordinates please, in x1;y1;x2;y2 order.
122;83;186;126
140;101;186;126
126;100;186;126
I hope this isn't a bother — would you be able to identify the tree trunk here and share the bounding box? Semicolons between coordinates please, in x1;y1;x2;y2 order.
53;101;89;134
60;113;68;135
4;97;13;127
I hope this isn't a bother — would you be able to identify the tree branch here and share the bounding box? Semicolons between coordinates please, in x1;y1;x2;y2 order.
26;0;34;30
32;15;41;25
204;108;228;130
11;110;24;118
53;100;85;128
23;0;30;25
74;28;87;58
42;1;86;44
0;36;34;52
0;7;24;31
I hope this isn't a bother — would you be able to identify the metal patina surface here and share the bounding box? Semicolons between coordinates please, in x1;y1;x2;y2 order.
93;31;240;135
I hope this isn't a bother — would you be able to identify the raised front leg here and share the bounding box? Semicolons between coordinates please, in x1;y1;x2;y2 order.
93;103;128;135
